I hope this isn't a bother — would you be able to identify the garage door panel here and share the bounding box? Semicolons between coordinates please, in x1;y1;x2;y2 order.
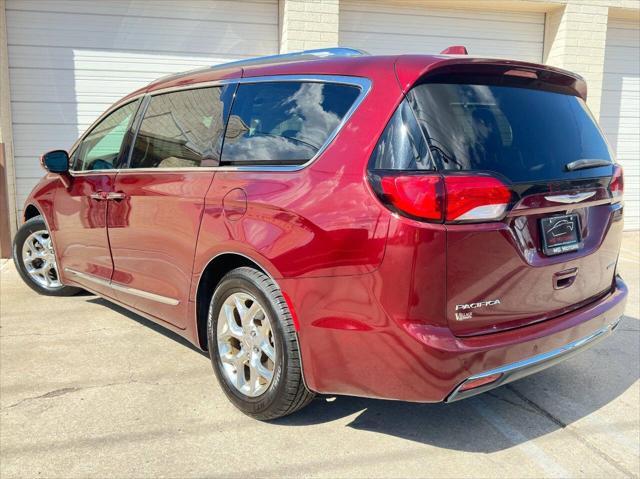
606;22;640;47
8;46;231;75
600;116;640;132
7;10;276;56
12;102;115;129
339;1;544;62
12;125;81;160
7;0;278;218
601;55;640;74
340;31;540;61
602;18;640;230
340;11;543;42
9;0;277;24
602;75;640;90
341;2;543;24
15;156;50;178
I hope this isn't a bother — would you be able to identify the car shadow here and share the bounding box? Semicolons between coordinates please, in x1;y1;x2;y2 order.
86;297;208;358
272;314;639;453
82;293;639;453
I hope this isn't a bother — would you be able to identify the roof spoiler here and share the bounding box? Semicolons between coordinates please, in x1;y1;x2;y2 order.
395;57;588;100
440;45;468;55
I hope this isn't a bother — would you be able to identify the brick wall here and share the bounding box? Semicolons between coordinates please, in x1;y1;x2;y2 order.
279;0;339;53
544;3;610;119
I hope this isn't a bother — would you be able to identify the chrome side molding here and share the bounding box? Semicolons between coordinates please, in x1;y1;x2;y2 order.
544;191;596;204
64;268;180;306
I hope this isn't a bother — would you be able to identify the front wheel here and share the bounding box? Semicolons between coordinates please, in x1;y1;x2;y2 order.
12;216;81;296
207;267;314;420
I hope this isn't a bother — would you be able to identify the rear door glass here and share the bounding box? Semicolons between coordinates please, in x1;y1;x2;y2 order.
407;83;613;182
129;86;227;169
221;81;360;165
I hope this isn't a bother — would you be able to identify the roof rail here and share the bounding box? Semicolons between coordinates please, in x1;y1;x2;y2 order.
210;47;368;71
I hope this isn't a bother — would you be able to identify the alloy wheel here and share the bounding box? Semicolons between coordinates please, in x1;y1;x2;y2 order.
21;229;62;289
216;292;277;397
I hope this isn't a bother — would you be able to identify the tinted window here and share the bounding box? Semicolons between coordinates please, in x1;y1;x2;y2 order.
72;100;139;171
221;81;360;165
408;83;613;182
369;100;433;170
129;87;226;169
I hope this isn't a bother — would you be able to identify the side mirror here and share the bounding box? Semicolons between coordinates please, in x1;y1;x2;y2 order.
40;150;70;174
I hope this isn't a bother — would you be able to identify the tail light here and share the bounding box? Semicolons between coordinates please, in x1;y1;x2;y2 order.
379;175;444;221
370;173;512;223
610;165;624;202
444;176;511;221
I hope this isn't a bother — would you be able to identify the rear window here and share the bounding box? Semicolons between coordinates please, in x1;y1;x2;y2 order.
407;83;613;182
221;81;360;165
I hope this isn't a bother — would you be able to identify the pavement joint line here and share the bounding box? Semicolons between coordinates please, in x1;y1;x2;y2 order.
485;391;541;416
505;384;636;478
473;396;571;477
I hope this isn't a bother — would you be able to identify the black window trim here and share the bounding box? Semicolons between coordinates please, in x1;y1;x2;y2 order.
69;75;372;175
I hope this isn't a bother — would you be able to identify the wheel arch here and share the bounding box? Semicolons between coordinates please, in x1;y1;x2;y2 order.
23;203;41;222
195;252;276;351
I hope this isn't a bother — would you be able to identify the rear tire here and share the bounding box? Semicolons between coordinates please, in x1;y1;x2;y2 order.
12;216;81;297
207;267;314;420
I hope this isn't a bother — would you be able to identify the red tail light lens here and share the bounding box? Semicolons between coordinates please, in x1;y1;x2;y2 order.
444;176;512;222
371;174;512;223
379;175;443;221
610;165;624;202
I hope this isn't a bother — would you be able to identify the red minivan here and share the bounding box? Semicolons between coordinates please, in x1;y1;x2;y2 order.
13;48;628;420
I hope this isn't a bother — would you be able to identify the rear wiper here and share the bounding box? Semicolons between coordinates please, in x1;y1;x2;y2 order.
565;159;612;171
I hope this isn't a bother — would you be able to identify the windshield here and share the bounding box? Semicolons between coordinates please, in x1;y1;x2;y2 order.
407;83;613;182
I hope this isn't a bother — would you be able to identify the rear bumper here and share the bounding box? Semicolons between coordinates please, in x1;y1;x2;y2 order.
430;275;628;402
292;274;627;402
446;317;620;402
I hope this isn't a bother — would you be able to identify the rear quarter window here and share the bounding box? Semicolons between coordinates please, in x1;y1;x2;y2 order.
221;81;360;166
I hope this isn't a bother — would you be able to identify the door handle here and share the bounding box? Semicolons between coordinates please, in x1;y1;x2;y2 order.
106;192;126;201
89;191;108;201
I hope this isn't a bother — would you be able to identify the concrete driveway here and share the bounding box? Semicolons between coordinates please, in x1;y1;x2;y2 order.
1;233;638;478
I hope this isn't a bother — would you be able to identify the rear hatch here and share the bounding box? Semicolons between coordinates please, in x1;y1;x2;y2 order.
369;64;624;336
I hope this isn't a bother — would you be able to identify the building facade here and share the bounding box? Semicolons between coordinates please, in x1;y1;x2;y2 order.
0;0;638;256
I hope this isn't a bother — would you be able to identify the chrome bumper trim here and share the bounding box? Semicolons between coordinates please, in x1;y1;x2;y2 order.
446;319;621;402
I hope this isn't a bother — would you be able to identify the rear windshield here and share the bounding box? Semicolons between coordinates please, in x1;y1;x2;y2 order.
407;83;613;182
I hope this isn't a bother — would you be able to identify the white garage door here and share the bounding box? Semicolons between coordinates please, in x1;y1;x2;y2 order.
6;0;278;215
339;1;544;62
601;18;640;230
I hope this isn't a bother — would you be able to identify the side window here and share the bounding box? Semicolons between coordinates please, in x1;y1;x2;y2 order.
368;100;433;171
129;87;225;169
221;81;360;165
72;100;140;171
